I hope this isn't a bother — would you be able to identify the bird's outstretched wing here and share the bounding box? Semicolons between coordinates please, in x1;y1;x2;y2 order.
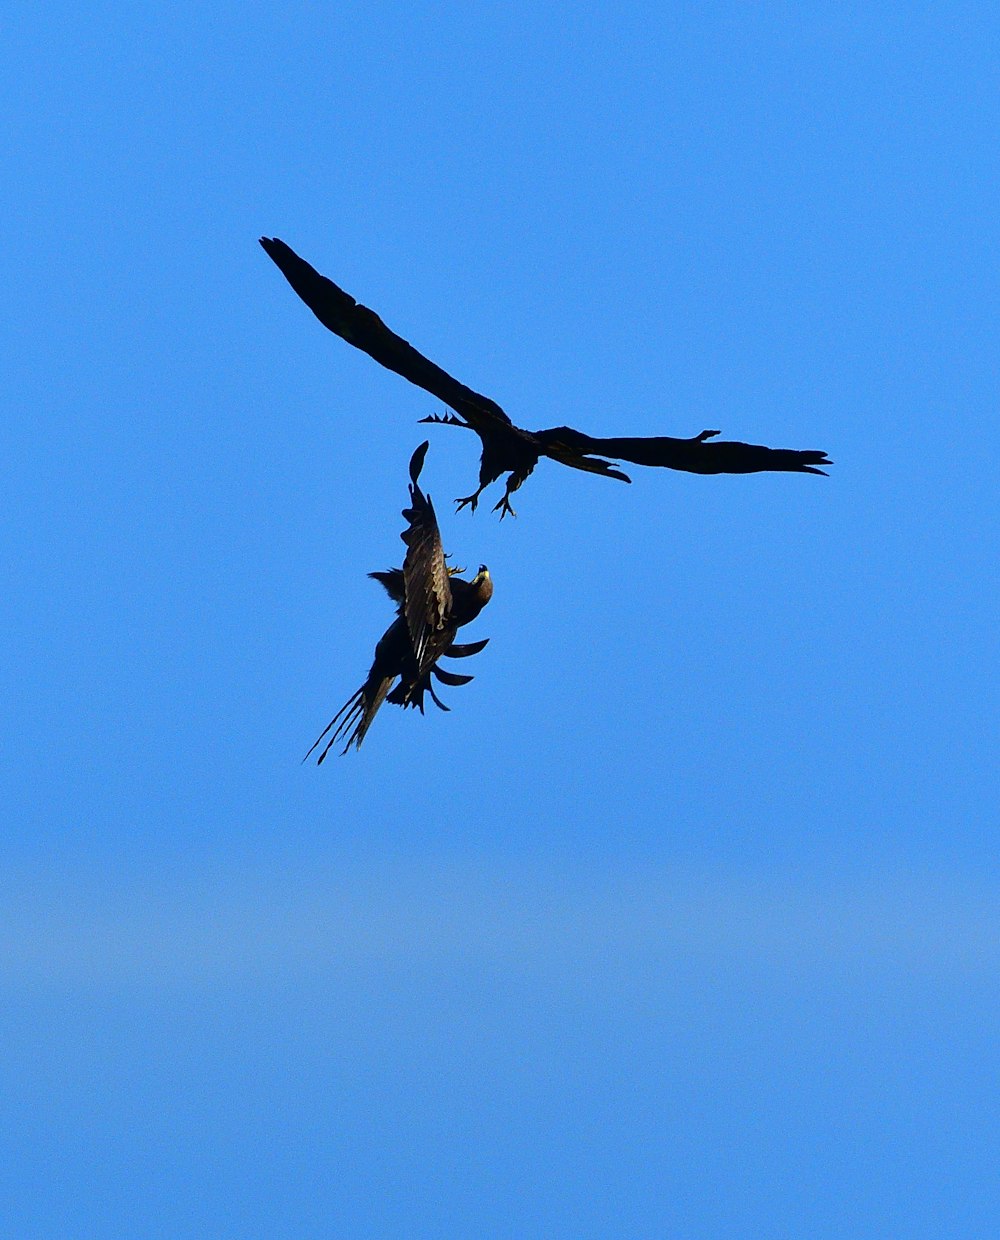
259;237;512;434
536;426;831;476
399;442;453;676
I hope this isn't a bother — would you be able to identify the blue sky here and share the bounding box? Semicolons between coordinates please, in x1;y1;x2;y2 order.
4;3;998;1235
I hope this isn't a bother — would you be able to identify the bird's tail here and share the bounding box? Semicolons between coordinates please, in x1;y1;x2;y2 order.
303;673;396;762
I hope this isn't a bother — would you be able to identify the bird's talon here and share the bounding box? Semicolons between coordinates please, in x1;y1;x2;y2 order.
455;493;479;513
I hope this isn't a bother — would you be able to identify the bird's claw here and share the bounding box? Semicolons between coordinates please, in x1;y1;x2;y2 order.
493;494;518;520
455;493;479;513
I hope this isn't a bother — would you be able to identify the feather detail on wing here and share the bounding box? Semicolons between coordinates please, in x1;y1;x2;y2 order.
400;442;453;674
444;637;490;658
432;666;474;686
259;237;511;433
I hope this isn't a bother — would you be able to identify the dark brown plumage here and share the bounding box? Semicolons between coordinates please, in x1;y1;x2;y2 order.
305;442;492;761
260;236;832;518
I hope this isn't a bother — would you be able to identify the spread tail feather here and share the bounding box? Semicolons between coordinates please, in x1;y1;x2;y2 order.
304;673;395;762
445;637;490;658
433;666;474;686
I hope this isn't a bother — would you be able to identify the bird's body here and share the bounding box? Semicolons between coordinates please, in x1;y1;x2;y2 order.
260;236;832;517
305;442;492;761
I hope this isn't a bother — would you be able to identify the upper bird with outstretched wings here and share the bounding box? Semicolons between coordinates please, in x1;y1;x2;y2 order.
260;236;832;518
305;442;492;761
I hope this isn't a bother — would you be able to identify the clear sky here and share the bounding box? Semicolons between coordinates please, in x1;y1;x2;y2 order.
4;3;998;1236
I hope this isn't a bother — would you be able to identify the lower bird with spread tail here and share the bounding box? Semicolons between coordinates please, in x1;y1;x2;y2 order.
260;236;832;518
305;442;493;761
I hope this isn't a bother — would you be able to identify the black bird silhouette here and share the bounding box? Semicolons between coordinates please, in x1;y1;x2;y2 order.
260;237;832;518
305;442;492;761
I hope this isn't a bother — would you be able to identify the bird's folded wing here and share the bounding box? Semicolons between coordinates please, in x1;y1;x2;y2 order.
399;452;453;674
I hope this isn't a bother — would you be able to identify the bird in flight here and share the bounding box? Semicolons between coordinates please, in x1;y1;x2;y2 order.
305;442;492;761
260;237;832;518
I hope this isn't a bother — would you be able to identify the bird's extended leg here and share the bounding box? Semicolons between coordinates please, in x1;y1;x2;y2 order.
491;468;530;520
455;484;487;514
456;455;505;514
493;492;517;520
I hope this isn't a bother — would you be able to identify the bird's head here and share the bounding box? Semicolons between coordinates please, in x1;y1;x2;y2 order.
470;564;493;607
